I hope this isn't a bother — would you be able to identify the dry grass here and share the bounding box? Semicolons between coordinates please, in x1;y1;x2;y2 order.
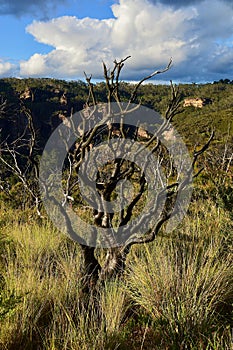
0;199;232;349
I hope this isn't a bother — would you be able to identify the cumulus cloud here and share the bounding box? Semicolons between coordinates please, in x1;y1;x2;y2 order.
21;16;115;78
20;0;233;82
0;59;15;77
0;0;67;18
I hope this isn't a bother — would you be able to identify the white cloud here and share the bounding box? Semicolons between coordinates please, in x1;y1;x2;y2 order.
20;0;233;82
110;0;197;69
20;53;48;76
0;59;15;77
26;16;114;52
21;16;115;78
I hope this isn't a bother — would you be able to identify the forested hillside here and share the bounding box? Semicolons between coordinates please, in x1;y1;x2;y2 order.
0;77;232;148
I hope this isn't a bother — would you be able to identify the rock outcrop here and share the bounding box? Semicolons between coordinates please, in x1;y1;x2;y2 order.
183;97;212;108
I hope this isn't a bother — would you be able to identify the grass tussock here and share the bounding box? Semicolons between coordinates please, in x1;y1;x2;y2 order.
0;199;232;350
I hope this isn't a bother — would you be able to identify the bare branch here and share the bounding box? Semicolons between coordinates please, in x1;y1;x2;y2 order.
192;130;215;168
129;58;173;104
84;72;97;106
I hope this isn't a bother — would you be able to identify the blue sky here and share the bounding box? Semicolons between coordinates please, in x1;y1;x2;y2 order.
1;0;233;83
0;1;115;59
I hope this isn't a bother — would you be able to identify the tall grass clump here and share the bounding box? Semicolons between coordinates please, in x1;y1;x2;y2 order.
126;200;233;349
0;207;130;350
39;278;128;350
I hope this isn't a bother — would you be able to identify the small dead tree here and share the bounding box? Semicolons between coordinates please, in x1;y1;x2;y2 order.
0;99;41;215
38;57;214;290
0;58;214;291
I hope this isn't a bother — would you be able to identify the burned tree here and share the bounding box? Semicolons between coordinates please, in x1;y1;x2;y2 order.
0;98;41;214
39;57;213;288
0;58;213;290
